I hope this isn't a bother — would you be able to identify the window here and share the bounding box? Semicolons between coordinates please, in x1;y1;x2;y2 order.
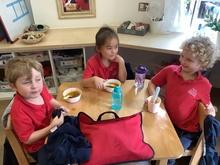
182;0;220;42
187;0;220;28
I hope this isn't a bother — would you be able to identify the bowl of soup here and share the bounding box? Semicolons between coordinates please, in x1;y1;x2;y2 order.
63;88;82;103
104;79;121;93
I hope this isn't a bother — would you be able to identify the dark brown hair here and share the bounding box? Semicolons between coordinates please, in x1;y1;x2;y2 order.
95;26;119;49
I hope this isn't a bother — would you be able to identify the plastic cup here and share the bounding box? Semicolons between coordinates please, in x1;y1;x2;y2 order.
146;96;161;113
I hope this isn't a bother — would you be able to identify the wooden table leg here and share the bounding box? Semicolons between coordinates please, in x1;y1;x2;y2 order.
155;159;168;165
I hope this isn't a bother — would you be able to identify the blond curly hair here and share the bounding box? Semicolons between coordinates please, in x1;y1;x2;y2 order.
180;36;217;70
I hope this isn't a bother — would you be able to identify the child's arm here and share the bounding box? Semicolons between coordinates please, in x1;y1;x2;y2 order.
114;55;127;82
81;76;105;89
147;80;156;96
24;113;64;145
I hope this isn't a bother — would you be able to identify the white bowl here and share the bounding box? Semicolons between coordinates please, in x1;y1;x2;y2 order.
63;88;82;103
103;79;121;93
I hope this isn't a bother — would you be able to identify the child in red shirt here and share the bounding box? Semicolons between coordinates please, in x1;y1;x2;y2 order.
5;57;69;163
82;26;127;89
147;36;217;164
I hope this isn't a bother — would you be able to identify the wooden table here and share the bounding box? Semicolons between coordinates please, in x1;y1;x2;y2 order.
56;80;184;165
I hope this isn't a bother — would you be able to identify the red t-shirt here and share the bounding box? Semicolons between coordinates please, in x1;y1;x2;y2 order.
151;65;211;132
83;53;118;80
11;85;53;153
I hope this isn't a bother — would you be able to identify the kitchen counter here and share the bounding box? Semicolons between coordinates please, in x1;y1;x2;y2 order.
0;27;187;55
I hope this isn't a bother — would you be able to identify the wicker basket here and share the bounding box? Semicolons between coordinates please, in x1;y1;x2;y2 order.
20;32;45;44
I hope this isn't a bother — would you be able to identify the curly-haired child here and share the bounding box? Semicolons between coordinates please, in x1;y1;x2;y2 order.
147;36;218;165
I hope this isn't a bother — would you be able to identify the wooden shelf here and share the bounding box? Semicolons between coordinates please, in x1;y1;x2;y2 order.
0;27;184;55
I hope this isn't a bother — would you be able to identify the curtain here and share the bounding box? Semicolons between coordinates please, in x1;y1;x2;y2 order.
163;0;186;32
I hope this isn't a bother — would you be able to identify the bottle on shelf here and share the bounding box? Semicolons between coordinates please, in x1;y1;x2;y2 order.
111;86;123;111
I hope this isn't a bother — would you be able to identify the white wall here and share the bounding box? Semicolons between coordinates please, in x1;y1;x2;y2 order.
30;0;164;29
25;0;34;23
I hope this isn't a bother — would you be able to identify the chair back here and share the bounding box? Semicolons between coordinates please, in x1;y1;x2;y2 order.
3;115;33;165
182;102;207;165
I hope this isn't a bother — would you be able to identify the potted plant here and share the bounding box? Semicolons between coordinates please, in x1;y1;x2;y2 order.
205;13;220;49
205;14;220;31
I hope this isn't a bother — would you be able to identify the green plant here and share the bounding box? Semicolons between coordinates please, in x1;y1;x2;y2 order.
205;14;220;32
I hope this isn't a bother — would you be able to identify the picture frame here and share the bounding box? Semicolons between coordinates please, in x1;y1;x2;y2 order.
56;0;96;19
138;2;149;12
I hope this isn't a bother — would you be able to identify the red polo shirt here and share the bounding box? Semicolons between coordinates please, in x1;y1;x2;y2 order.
11;85;53;153
83;53;118;80
151;65;211;132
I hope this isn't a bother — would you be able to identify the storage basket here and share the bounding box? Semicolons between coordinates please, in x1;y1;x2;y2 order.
117;23;149;36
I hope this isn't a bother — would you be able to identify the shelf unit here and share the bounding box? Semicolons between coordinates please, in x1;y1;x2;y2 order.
52;49;84;85
0;48;85;100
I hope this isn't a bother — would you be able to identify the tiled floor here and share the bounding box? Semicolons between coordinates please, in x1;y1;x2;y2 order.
0;88;219;165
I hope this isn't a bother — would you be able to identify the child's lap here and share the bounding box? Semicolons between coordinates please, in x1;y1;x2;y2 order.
175;126;201;149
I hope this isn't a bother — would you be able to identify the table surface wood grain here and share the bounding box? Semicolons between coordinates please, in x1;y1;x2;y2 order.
56;80;184;163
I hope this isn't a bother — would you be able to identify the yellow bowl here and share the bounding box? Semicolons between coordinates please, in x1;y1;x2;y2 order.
63;88;82;103
104;79;121;93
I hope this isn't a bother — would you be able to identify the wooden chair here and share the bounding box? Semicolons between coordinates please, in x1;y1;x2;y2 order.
3;115;36;165
181;102;207;165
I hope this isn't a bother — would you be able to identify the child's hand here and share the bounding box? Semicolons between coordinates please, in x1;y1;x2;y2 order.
60;106;70;114
51;113;64;128
206;103;216;117
93;76;105;89
113;54;124;64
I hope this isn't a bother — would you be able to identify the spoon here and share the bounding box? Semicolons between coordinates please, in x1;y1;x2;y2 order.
63;94;72;100
151;86;160;103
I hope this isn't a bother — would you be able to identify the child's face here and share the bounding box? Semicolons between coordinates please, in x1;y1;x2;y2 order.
11;68;43;100
97;37;119;61
179;48;202;74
